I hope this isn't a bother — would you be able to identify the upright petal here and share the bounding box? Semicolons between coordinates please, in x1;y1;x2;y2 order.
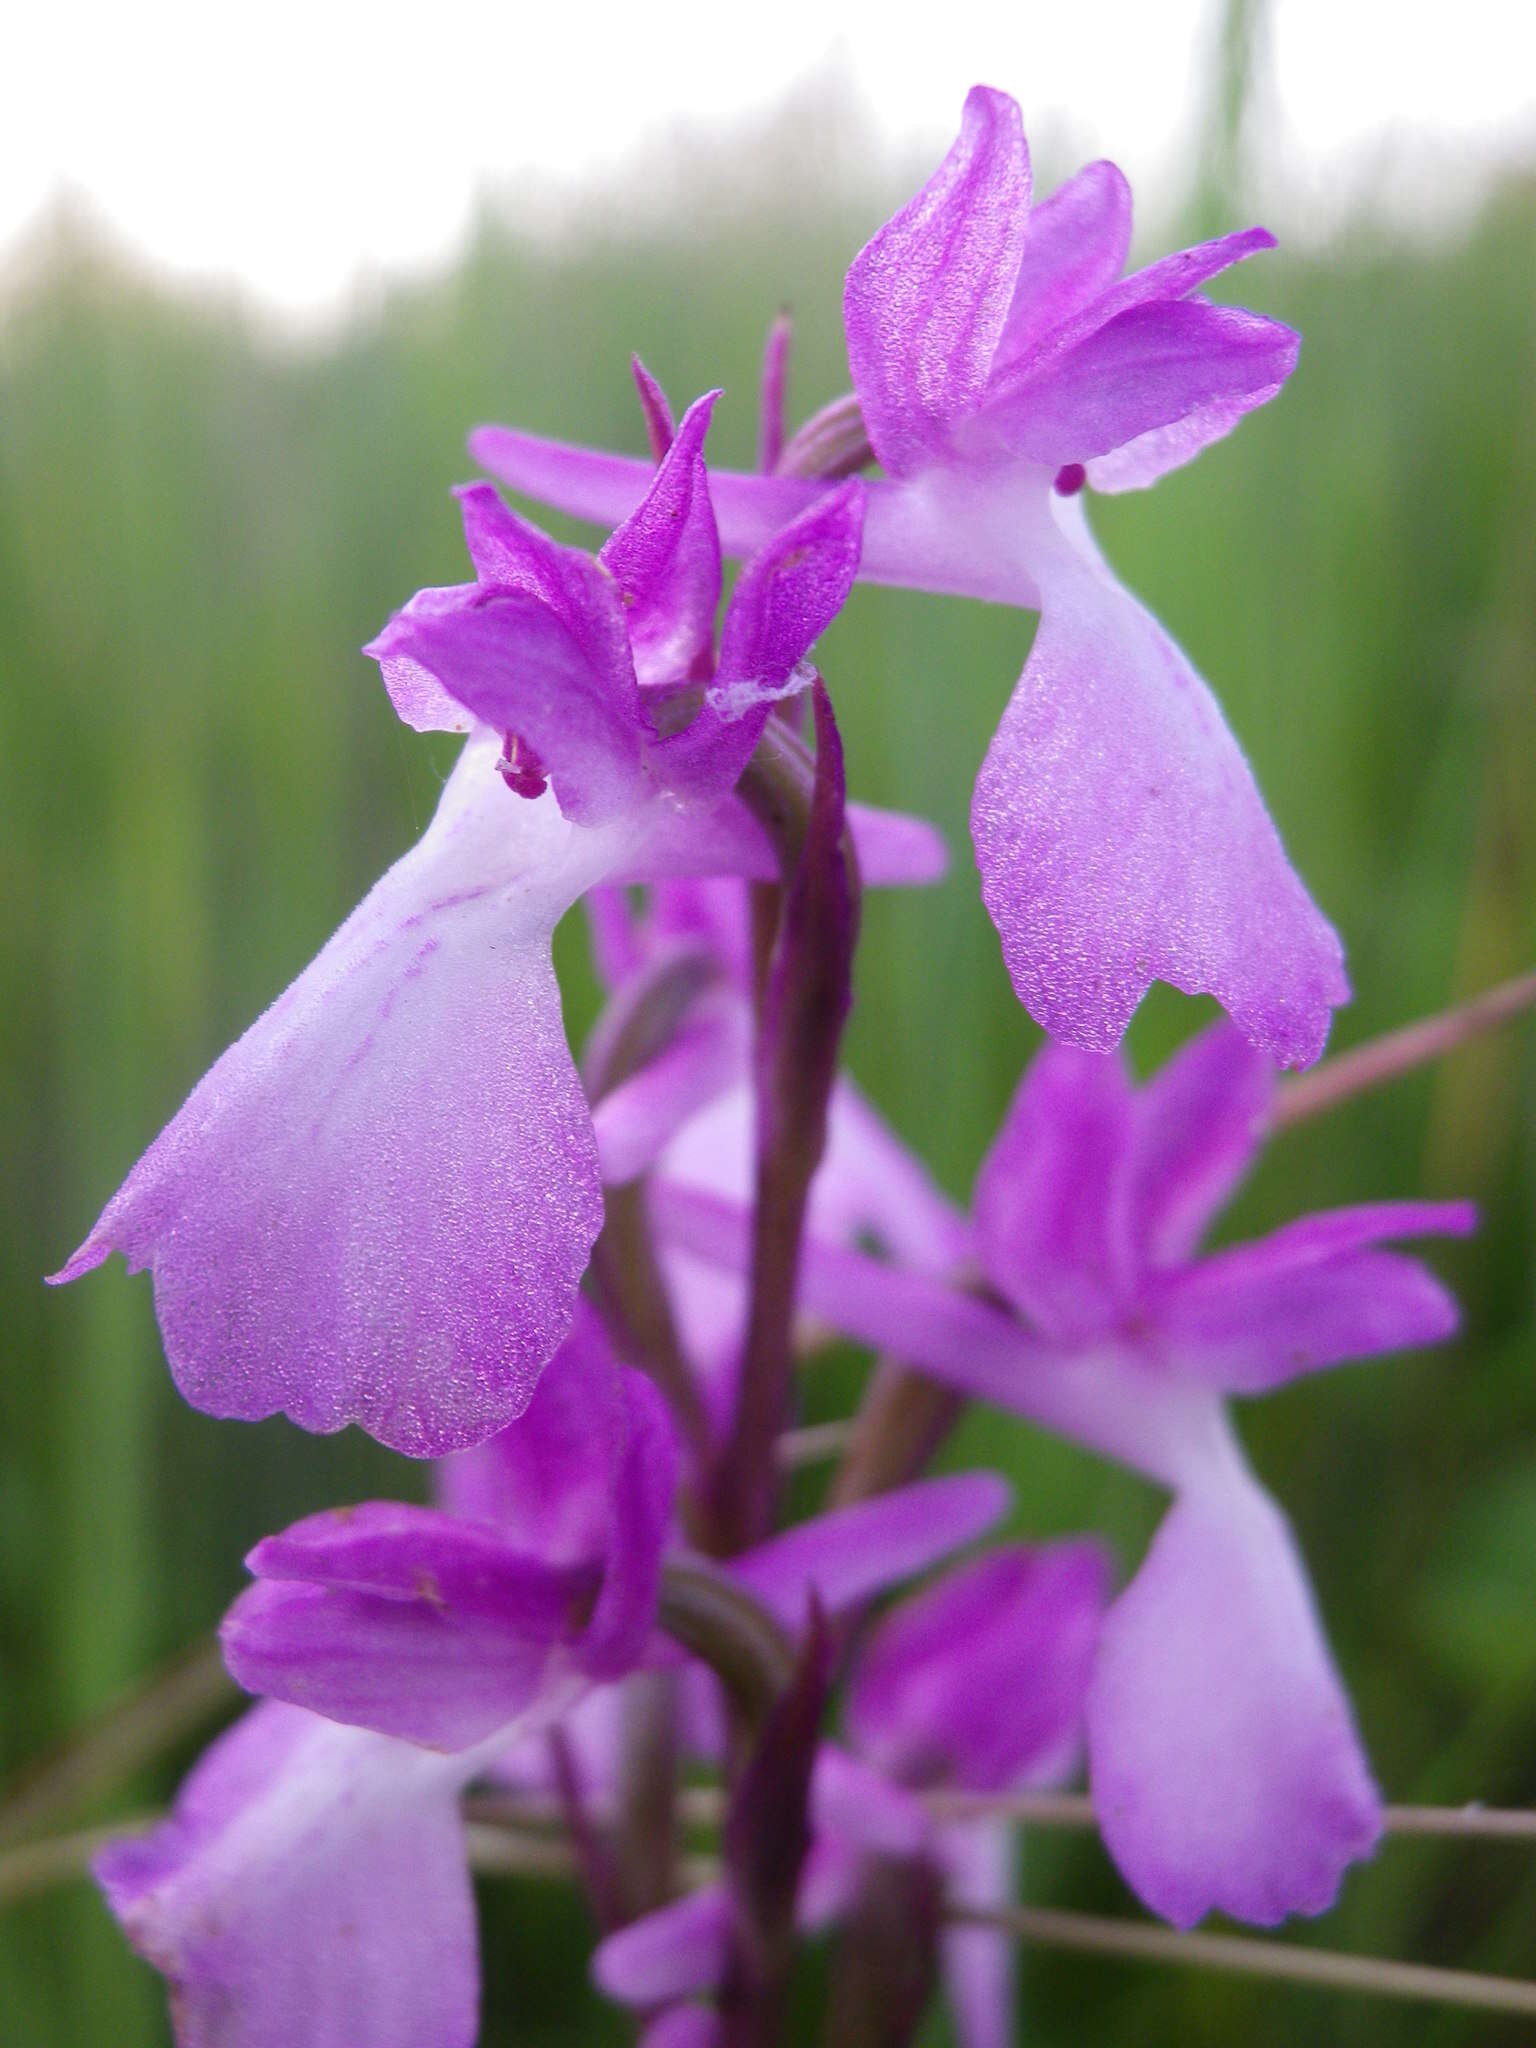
631;354;676;460
972;1043;1137;1339
709;480;865;718
579;1365;681;1678
51;737;609;1456
843;86;1030;476
970;493;1348;1066
96;1703;479;2048
367;490;647;827
658;481;865;804
598;390;722;688
1125;1022;1275;1271
992;159;1133;369
1086;1472;1380;1927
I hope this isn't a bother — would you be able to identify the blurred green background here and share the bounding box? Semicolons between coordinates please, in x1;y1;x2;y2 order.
2;82;1535;2048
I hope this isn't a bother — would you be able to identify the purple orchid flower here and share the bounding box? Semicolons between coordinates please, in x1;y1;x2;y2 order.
101;1298;1011;2048
97;1308;675;2048
472;86;1348;1069
50;390;941;1458
651;1021;1477;1926
593;1539;1109;2048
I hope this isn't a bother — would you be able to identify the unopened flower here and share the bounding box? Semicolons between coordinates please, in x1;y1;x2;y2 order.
476;86;1347;1068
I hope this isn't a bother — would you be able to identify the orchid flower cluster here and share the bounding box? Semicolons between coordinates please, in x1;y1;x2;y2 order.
55;87;1480;2048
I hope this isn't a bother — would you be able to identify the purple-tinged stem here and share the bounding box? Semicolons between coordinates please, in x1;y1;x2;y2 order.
821;1854;942;2048
615;1671;681;1918
719;1608;830;2048
1274;968;1536;1127
706;691;860;1551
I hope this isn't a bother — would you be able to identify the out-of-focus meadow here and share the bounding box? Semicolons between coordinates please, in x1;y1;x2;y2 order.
1;102;1534;2047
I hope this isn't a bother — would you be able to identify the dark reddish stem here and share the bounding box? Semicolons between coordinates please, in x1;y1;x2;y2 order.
705;689;859;1551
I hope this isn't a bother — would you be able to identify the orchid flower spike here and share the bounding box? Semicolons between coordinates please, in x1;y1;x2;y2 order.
652;1021;1477;1926
49;389;946;1457
475;85;1348;1068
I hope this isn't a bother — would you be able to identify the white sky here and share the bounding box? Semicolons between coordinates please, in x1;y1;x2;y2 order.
4;0;1533;321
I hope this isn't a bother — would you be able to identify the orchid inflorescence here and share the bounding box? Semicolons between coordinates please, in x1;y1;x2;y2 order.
48;85;1510;2048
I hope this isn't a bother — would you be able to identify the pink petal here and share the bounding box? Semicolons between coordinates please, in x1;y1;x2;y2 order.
1037;225;1280;359
368;486;647;827
846;1542;1110;1792
434;1304;634;1559
710;479;865;715
812;1745;929;1858
641;2009;722;2048
96;1703;480;2048
843;86;1030;476
972;1042;1137;1339
845;800;949;886
1086;1474;1380;1927
51;738;607;1456
650;1181;1238;1493
220;1548;586;1752
470;431;1041;606
983;300;1299;471
643;482;863;808
1086;388;1290;492
630;354;676;460
435;1323;682;1675
592;1885;731;2005
727;1472;1012;1629
1147;1200;1476;1391
364;585;477;735
1126;1021;1276;1269
225;1367;675;1742
592;996;749;1186
814;1080;969;1275
598;390;722;688
971;494;1348;1066
992;159;1132;368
